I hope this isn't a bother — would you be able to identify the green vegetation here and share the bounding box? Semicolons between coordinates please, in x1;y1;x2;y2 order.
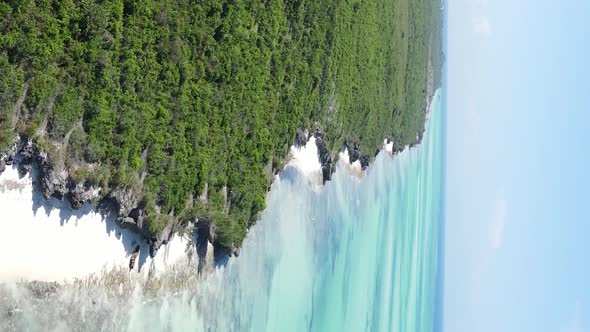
0;0;442;248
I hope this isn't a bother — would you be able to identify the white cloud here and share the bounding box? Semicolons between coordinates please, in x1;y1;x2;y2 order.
472;16;493;37
561;302;584;332
490;194;507;249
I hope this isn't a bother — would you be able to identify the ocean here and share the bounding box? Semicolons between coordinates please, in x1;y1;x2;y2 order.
0;89;444;332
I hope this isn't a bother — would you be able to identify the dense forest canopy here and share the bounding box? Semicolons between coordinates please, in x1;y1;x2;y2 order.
0;0;443;249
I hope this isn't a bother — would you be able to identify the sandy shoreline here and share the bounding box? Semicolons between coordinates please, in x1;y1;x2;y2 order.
0;164;195;283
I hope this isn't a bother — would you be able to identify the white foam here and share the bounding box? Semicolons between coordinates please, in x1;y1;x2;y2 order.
146;234;193;277
286;136;323;185
285;135;412;183
0;165;192;283
384;139;394;154
338;149;363;178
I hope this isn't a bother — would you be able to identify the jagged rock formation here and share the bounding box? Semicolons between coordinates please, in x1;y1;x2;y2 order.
0;139;176;257
314;129;335;183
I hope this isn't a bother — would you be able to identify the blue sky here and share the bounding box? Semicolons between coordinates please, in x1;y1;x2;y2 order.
445;0;590;331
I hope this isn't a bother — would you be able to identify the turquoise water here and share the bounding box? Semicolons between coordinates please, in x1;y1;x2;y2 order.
125;88;444;331
1;89;444;331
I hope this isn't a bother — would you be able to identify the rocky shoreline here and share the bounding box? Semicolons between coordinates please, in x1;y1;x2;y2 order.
0;134;325;261
1;111;435;263
0;139;179;258
0;132;384;262
0;65;437;263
